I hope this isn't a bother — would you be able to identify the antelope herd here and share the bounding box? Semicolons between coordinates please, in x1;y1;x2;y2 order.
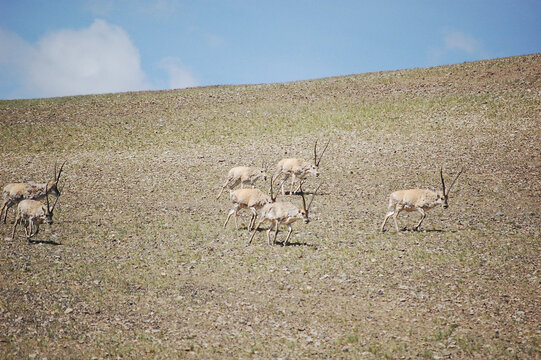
2;161;65;242
2;141;464;245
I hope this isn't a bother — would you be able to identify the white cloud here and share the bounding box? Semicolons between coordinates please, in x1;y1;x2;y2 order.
158;57;198;89
0;19;199;99
444;31;478;54
0;28;32;67
0;20;150;98
428;30;489;66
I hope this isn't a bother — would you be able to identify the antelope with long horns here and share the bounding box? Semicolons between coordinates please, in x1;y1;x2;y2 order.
216;165;268;199
273;139;329;196
223;188;272;231
380;167;464;233
11;185;61;242
1;161;66;224
249;181;321;246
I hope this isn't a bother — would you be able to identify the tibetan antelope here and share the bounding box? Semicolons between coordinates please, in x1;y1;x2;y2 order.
223;188;272;231
248;182;321;246
11;185;60;242
273;139;329;196
380;167;464;233
216;165;268;199
1;161;66;224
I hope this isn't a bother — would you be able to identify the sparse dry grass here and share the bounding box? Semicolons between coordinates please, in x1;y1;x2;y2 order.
1;54;540;359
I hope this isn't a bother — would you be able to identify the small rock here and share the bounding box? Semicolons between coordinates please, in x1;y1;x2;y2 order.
64;308;73;314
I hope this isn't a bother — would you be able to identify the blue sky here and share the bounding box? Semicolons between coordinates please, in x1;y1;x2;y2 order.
0;0;539;100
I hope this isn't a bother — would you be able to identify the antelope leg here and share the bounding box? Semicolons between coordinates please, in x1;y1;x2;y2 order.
272;222;279;245
413;208;426;231
380;210;394;232
290;174;296;195
11;217;19;239
392;207;403;233
284;225;293;245
248;219;265;245
224;209;235;228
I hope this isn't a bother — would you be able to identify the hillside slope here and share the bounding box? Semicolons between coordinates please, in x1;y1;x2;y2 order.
0;54;539;358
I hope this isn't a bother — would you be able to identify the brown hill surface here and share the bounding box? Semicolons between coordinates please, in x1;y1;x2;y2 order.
1;54;539;358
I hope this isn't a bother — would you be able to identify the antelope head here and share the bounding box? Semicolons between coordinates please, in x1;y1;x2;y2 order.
299;181;322;224
312;139;330;176
440;167;464;209
260;161;269;182
44;184;62;225
47;160;66;197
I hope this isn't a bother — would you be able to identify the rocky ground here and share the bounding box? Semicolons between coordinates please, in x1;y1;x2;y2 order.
0;54;539;358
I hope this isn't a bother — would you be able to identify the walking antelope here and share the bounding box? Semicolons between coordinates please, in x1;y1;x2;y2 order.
1;161;66;224
273;139;329;195
248;181;321;246
216;166;268;199
223;188;272;231
11;185;60;242
380;167;464;233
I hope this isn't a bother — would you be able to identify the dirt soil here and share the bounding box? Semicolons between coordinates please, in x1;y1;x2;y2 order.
0;54;540;359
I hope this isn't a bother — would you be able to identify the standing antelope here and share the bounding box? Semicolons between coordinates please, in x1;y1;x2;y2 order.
216;166;268;199
249;182;321;246
1;161;66;224
273;139;329;195
223;188;272;231
11;185;60;242
380;167;464;233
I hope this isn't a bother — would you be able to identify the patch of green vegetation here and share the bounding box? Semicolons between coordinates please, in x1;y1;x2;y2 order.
427;323;459;342
456;334;483;356
365;340;408;359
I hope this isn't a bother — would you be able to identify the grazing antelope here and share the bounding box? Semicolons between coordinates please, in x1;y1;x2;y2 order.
223;188;272;231
11;185;60;242
1;161;66;224
380;167;464;233
216;166;268;199
273;139;329;195
248;182;321;246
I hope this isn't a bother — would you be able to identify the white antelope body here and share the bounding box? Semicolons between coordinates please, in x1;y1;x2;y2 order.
381;168;463;233
249;182;320;246
223;188;272;231
216;166;268;199
11;186;60;242
274;139;329;195
1;161;65;224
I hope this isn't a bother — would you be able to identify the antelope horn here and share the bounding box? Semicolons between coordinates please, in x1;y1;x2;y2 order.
440;167;446;196
56;160;66;181
313;139;319;166
299;181;308;212
50;185;63;212
315;139;330;167
306;182;323;212
269;175;276;202
446;167;464;195
45;184;50;212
